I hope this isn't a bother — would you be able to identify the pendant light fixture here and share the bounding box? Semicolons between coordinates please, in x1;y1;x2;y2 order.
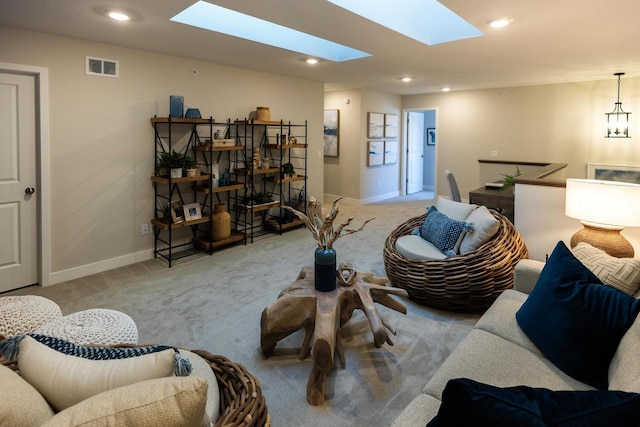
605;72;631;138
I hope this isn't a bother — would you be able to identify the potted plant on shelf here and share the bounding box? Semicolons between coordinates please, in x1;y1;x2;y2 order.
157;150;194;178
282;163;295;179
183;156;199;177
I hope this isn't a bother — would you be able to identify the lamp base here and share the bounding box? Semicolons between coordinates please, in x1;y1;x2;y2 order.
570;223;634;258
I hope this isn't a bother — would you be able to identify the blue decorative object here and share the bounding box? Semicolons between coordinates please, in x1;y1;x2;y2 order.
427;378;640;427
516;241;640;389
169;95;184;118
184;108;201;118
419;206;473;256
315;248;337;292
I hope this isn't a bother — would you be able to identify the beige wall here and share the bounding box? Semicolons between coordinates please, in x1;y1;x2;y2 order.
0;26;324;281
403;79;640;199
324;89;402;203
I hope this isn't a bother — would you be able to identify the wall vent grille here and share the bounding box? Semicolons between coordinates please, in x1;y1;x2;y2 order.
85;56;119;78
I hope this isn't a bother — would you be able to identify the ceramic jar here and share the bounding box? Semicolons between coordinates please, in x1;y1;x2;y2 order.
212;203;231;241
255;106;270;121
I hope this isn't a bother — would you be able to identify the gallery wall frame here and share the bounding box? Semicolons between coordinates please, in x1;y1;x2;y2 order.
384;114;398;139
587;163;640;184
323;109;339;157
368;141;384;166
426;128;436;146
368;112;384;138
384;140;398;164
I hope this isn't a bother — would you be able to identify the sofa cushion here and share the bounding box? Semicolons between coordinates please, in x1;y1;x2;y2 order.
395;235;447;260
179;349;220;423
391;393;441;427
572;242;640;296
43;376;208;427
435;197;477;221
516;241;640;389
427;378;640;427
459;206;500;254
0;364;54;426
419;206;472;256
6;334;191;411
609;313;640;392
423;329;593;401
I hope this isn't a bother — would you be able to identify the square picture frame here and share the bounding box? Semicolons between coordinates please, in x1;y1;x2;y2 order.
169;200;184;224
183;202;202;221
384;140;398;164
587;163;640;184
323;109;340;157
384;114;398;139
368;141;384;166
426;128;436;146
367;112;384;138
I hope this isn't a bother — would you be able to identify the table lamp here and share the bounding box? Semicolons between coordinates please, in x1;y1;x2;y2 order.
565;178;640;258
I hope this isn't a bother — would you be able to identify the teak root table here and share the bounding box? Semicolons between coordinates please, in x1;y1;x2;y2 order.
260;266;408;405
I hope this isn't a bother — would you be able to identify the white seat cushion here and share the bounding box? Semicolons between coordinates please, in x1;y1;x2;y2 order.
395;235;447;260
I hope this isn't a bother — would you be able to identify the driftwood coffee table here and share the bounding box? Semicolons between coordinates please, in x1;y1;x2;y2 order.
260;266;409;405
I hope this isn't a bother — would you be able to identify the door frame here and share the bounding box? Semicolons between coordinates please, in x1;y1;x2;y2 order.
0;62;51;287
401;107;438;196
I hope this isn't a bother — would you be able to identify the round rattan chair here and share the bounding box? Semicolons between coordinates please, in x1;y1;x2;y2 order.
383;209;528;311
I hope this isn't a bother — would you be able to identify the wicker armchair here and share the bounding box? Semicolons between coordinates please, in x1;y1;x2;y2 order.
383;210;528;311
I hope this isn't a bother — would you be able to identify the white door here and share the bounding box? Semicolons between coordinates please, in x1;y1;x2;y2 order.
0;72;38;292
406;111;424;194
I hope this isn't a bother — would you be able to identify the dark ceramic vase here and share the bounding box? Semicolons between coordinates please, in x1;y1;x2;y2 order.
314;248;337;292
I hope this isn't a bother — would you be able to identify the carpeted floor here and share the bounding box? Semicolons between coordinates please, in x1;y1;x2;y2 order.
4;193;482;426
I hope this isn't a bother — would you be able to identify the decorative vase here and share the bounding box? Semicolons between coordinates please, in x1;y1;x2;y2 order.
211;162;220;188
255;106;270;121
212;203;231;241
186;168;198;177
314;248;337;292
214;129;224;140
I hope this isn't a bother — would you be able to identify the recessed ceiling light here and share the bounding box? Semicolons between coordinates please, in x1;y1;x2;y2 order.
488;18;512;28
108;11;130;21
401;77;413;82
306;58;319;65
442;87;451;92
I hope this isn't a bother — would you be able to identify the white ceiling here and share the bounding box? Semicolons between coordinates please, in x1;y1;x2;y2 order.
2;0;640;95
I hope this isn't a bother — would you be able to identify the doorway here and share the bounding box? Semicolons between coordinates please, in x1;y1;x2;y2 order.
0;62;51;291
404;109;436;196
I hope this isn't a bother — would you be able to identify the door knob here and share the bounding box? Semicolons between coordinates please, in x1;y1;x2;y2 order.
25;187;35;195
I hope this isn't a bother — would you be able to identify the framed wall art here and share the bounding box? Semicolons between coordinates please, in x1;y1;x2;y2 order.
323;109;340;157
367;112;384;138
183;202;202;221
384;114;398;139
368;141;384;166
426;128;436;146
587;163;640;184
384;140;398;164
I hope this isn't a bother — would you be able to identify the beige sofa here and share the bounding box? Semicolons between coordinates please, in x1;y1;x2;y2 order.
392;258;640;426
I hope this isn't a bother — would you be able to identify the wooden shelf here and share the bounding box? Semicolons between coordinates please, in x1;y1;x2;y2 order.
151;174;212;184
264;175;307;184
151;117;213;124
234;119;282;126
194;145;244;152
235;167;280;176
151;214;212;230
265;143;308;149
195;182;246;193
193;230;245;250
236;201;281;212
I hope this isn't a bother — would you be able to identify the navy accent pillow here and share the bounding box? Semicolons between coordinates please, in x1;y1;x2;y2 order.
515;241;640;389
419;206;472;256
426;378;640;427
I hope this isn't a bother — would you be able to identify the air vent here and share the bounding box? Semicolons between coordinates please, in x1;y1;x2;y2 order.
85;56;119;78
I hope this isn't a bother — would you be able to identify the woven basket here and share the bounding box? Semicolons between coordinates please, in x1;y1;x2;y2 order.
383;210;528;311
0;341;269;427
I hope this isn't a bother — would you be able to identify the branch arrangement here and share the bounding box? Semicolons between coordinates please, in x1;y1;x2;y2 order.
284;197;374;250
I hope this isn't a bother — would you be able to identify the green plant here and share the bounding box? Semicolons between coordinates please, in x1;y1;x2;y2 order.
156;150;194;175
282;162;295;177
501;166;522;189
243;192;273;206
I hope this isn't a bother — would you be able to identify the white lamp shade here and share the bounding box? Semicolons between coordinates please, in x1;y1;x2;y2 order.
565;179;640;228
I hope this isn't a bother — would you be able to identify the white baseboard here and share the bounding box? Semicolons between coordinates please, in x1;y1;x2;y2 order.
323;191;400;206
49;249;155;286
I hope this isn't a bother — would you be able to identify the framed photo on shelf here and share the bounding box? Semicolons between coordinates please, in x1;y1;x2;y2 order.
367;112;384;138
169;200;184;224
183;202;202;221
368;141;384;166
384;114;398;139
384;140;398;164
587;163;640;184
323;109;340;157
426;128;436;146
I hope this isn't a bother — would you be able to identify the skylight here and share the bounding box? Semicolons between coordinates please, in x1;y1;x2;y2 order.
171;1;371;62
326;0;483;45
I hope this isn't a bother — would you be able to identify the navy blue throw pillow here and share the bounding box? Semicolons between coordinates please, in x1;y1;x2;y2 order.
426;378;640;427
515;241;640;389
419;206;472;256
